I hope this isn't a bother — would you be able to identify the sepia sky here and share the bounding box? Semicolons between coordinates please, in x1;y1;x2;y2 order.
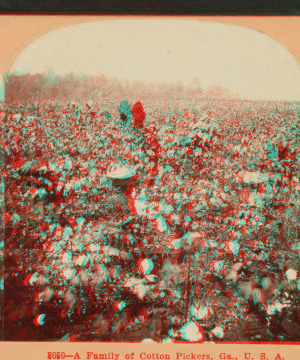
8;19;300;101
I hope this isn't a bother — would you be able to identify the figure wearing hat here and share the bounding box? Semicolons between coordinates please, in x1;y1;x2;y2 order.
97;164;139;224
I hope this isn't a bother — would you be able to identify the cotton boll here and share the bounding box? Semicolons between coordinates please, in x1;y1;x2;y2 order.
191;304;213;321
174;193;181;200
90;243;100;252
79;271;90;286
144;274;158;283
178;321;204;342
124;277;141;288
275;301;285;312
27;272;39;286
156;215;168;232
226;270;238;283
113;301;127;312
70;275;80;287
133;282;147;300
134;198;149;216
161;337;175;343
74;254;88;267
133;189;149;215
252;288;266;305
286;268;298;281
266;304;276;315
141;338;157;343
211;326;225;339
37;286;54;304
33;314;46;326
210;260;225;274
61;252;72;264
62;267;76;280
140;259;154;275
227;240;240;256
174;214;181;224
261;277;274;292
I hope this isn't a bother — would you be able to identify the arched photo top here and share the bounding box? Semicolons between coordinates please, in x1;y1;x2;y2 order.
9;18;300;102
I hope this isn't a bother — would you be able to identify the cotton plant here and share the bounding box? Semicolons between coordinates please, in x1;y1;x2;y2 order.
4;95;300;341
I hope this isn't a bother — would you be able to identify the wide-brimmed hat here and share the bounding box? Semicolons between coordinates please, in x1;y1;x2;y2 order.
106;165;138;186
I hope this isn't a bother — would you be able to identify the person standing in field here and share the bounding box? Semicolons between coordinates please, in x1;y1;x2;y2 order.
118;100;132;128
131;101;161;187
116;100;161;187
131;101;146;129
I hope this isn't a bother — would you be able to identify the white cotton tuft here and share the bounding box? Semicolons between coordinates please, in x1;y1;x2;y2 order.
178;321;204;342
140;259;154;275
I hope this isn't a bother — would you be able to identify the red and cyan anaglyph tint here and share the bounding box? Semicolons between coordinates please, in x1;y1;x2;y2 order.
1;19;300;343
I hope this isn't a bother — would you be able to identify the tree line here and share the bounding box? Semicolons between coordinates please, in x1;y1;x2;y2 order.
4;71;229;103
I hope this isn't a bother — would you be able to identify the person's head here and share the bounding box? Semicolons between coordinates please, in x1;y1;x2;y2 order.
120;113;127;122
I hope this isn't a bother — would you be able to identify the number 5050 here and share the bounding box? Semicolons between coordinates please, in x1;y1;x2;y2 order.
47;352;66;359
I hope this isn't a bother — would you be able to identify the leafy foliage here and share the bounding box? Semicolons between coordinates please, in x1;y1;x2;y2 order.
2;94;300;341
